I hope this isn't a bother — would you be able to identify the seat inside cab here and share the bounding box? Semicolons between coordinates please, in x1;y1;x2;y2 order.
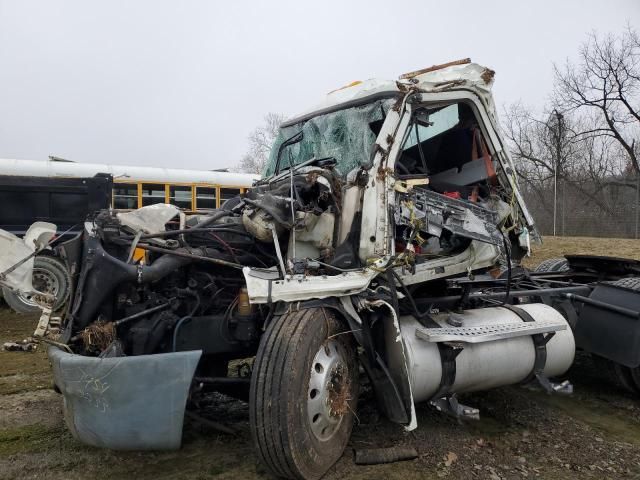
395;102;497;198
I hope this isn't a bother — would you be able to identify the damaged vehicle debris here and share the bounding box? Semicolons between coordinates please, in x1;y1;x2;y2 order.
3;59;640;480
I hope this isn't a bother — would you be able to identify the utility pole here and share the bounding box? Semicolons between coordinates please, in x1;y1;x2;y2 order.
553;169;558;236
562;179;566;236
636;172;640;240
549;109;564;237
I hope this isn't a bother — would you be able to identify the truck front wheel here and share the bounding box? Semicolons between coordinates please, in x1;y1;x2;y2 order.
250;307;359;480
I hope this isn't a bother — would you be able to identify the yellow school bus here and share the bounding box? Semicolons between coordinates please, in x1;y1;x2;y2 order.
0;157;259;212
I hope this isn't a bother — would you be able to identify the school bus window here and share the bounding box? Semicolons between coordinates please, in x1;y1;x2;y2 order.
196;187;216;209
142;184;166;206
169;185;192;209
220;188;240;201
113;183;138;209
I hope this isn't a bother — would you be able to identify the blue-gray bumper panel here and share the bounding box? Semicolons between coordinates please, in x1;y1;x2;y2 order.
48;347;202;450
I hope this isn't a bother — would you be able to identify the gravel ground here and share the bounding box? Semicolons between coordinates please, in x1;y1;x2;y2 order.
1;236;640;480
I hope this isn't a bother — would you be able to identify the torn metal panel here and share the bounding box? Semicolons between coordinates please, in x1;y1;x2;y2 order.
242;266;380;304
396;188;503;246
358;105;410;261
49;347;201;450
289;63;495;130
394;240;500;287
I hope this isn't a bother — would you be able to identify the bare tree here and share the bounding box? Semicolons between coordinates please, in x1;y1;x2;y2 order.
504;104;577;215
238;113;286;175
553;28;640;173
503;28;640;238
503;102;625;226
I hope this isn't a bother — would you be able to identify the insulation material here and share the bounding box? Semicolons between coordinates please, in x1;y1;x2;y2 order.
117;204;180;235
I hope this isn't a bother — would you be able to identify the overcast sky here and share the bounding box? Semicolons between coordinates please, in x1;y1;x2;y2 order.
0;0;638;170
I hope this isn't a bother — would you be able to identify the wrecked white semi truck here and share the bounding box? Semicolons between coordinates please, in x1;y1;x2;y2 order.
4;60;640;480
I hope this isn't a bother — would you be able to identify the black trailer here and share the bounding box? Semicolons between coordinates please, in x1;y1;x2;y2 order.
0;173;112;313
531;255;640;392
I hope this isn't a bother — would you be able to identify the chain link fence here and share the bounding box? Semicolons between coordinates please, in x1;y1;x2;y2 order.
521;176;640;239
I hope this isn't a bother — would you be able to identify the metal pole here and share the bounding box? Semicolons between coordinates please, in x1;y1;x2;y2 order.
551;109;563;237
636;172;640;240
553;165;558;236
562;178;566;236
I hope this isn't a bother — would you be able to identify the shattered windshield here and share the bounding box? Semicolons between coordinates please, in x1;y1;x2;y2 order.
263;98;395;178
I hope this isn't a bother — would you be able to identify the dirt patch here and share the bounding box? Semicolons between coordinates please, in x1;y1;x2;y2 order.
333;362;640;479
2;236;640;479
0;310;51;395
0;390;60;430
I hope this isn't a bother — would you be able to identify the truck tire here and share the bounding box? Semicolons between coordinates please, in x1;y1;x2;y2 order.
534;257;569;273
592;355;638;394
250;308;359;480
2;256;70;314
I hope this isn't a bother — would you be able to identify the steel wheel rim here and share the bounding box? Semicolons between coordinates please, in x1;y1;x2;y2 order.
16;267;60;307
307;338;351;442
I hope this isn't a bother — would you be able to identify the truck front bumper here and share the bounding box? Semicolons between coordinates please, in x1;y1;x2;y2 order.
48;347;201;450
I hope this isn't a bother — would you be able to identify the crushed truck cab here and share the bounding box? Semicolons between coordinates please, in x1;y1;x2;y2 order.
7;60;612;480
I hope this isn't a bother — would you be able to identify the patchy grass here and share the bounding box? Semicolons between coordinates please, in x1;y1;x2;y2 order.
522;235;640;269
0;423;72;456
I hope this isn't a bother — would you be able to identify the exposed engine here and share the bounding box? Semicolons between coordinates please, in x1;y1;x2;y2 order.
61;165;346;368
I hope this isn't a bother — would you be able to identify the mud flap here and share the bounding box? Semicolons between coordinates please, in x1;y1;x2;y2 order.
574;282;640;368
48;347;201;450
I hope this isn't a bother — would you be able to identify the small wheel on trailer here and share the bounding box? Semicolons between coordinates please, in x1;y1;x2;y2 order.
1;256;71;314
250;307;359;480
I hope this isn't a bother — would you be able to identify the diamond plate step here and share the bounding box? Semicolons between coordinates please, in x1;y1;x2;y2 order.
415;319;566;344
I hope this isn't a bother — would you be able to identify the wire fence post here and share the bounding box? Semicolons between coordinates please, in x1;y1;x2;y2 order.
635;172;640;240
561;178;566;237
553;168;558;236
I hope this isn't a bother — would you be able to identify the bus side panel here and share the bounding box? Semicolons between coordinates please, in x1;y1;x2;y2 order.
0;174;112;237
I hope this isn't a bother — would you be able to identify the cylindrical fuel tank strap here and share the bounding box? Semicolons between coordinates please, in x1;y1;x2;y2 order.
502;305;555;384
431;343;463;400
